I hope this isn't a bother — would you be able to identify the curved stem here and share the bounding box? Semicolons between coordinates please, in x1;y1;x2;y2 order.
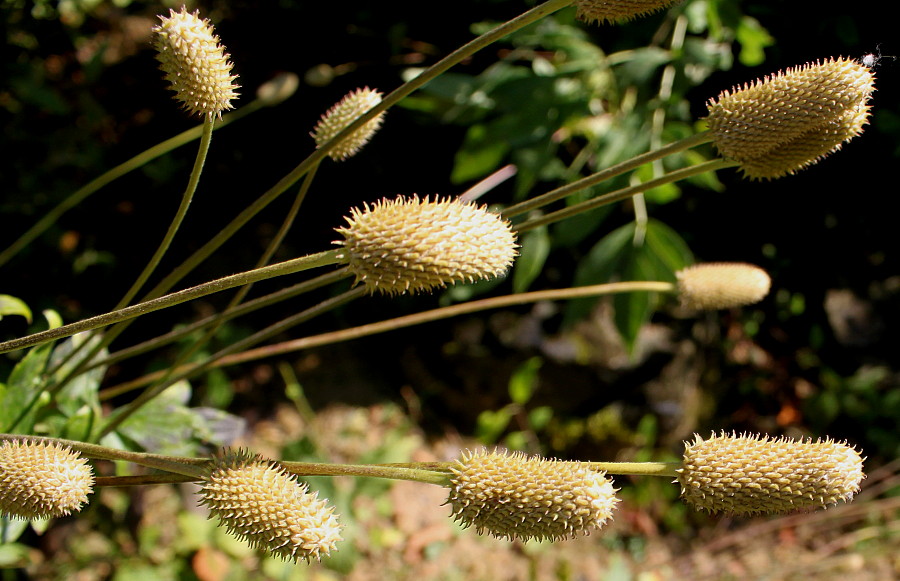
93;270;347;396
0;97;270;269
47;119;217;394
0;250;344;355
191;281;677;369
97;285;364;438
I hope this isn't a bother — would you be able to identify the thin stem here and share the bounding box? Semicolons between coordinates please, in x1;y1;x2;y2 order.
502;131;715;219
517;158;738;231
147;163;323;397
280;462;451;486
0;250;344;355
47;119;217;395
0;434;206;479
0;96;272;269
193;281;677;368
97;286;365;438
586;461;680;478
93;270;348;396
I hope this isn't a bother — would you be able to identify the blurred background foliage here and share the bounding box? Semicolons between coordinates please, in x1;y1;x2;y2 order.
1;0;899;578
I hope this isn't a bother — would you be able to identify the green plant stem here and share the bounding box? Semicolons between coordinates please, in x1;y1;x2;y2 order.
0;95;273;269
0;250;345;356
92;270;347;397
97;286;366;438
118;0;576;315
517;158;738;231
0;434;206;479
586;461;680;478
46;118;217;397
502;131;716;220
141;281;677;377
162;162;322;377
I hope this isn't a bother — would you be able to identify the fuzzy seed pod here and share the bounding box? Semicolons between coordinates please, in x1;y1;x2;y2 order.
707;58;874;166
574;0;680;24
311;88;385;161
334;195;518;296
199;450;342;562
677;432;865;515
676;262;771;310
447;449;619;542
736;106;871;179
0;439;93;519
153;7;239;119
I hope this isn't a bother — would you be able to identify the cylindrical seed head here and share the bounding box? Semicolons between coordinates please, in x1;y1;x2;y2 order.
676;262;771;310
0;439;93;519
311;87;385;161
706;58;874;164
447;449;619;542
677;432;865;515
153;7;239;119
574;0;681;24
334;195;518;296
199;450;342;562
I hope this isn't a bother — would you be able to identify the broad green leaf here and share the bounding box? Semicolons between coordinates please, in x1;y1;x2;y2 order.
508;356;542;405
48;333;107;419
512;227;550;294
0;295;31;323
0;343;53;432
563;222;636;327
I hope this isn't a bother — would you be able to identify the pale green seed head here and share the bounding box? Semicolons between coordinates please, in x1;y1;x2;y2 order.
676;263;771;310
574;0;681;24
311;87;385;161
153;7;239;119
200;450;342;562
448;449;619;542
335;195;518;296
0;439;93;520
677;432;865;515
706;57;874;168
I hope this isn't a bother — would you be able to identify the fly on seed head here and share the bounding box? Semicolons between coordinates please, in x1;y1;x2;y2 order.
860;45;895;69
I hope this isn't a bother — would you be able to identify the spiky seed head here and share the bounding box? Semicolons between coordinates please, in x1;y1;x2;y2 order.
676;262;771;310
447;449;619;542
707;58;875;164
0;439;93;519
334;195;518;296
153;7;239;119
574;0;680;24
677;432;865;515
199;450;342;562
311;88;385;161
736;105;872;179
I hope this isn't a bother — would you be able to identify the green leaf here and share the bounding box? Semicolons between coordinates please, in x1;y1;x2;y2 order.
512;227;550;293
48;334;107;420
736;16;774;67
451;124;510;183
563;221;636;327
0;295;31;323
475;407;513;445
0;343;53;432
528;406;554;431
113;380;200;456
508;356;543;405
